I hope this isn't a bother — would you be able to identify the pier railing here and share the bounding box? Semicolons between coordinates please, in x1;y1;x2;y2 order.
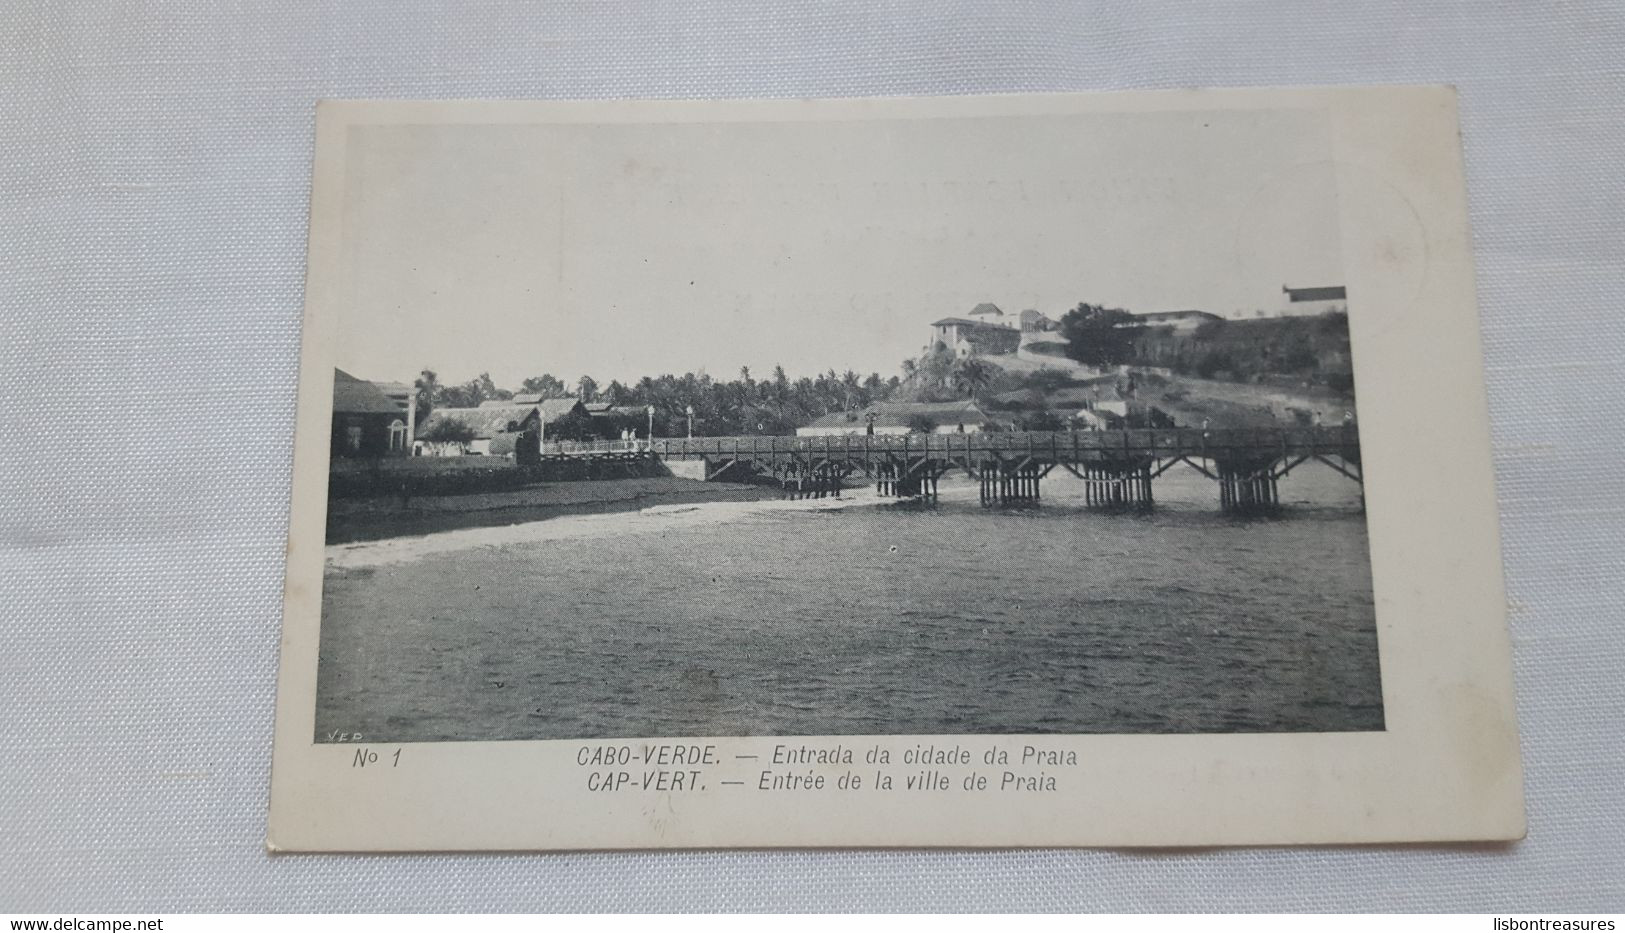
542;438;646;456
646;426;1360;465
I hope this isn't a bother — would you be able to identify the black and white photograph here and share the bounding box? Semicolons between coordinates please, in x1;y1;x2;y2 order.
313;101;1378;744
268;90;1521;851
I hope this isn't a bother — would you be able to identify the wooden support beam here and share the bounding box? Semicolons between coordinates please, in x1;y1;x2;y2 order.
1178;456;1219;481
1313;454;1364;484
1271;454;1311;481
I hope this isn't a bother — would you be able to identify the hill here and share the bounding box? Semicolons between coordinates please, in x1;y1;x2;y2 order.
1130;313;1354;392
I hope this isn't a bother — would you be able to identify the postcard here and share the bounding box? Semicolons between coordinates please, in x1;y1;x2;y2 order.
269;87;1523;850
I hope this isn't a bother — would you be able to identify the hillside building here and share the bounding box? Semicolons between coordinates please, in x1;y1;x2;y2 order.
930;303;1022;358
1241;284;1349;319
1019;309;1060;334
929;317;982;357
1279;284;1347;317
1284;285;1346;303
797;400;994;437
968;302;1006;324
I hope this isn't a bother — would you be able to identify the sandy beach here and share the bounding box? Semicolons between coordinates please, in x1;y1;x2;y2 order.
323;475;917;569
324;475;789;545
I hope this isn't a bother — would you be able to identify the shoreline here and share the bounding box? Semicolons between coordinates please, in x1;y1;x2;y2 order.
324;476;782;545
324;477;914;570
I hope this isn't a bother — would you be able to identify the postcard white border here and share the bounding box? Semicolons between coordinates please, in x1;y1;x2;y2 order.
268;87;1523;851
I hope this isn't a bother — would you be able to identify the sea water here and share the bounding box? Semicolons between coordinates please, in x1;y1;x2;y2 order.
316;462;1382;741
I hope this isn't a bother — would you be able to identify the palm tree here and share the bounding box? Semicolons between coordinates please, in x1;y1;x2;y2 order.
576;374;599;402
840;369;863;410
413;369;440;424
952;357;992;401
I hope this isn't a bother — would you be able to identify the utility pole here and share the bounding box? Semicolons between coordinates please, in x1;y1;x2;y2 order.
406;392;417;456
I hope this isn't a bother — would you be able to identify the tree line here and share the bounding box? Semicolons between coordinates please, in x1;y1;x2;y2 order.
412;365;921;438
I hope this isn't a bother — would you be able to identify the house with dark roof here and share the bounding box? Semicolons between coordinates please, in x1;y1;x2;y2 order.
416;403;540;456
796;400;994;437
583;401;618;428
537;398;593;440
331;369;409;459
371;381;414;415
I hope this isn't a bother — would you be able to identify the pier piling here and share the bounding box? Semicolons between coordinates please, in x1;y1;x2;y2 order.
1080;460;1154;511
978;459;1043;507
1216;460;1279;515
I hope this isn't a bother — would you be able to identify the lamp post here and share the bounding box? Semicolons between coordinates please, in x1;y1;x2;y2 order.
685;404;694;439
406;392;417;456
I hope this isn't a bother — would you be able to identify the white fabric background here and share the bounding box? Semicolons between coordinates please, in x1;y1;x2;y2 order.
2;0;1622;912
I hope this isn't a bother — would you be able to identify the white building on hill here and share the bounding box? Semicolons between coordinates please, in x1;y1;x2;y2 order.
968;302;1007;325
929;317;982;357
929;303;1023;358
1019;309;1060;334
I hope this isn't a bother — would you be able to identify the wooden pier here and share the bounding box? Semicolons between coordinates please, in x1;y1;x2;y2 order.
543;427;1361;513
657;427;1360;513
